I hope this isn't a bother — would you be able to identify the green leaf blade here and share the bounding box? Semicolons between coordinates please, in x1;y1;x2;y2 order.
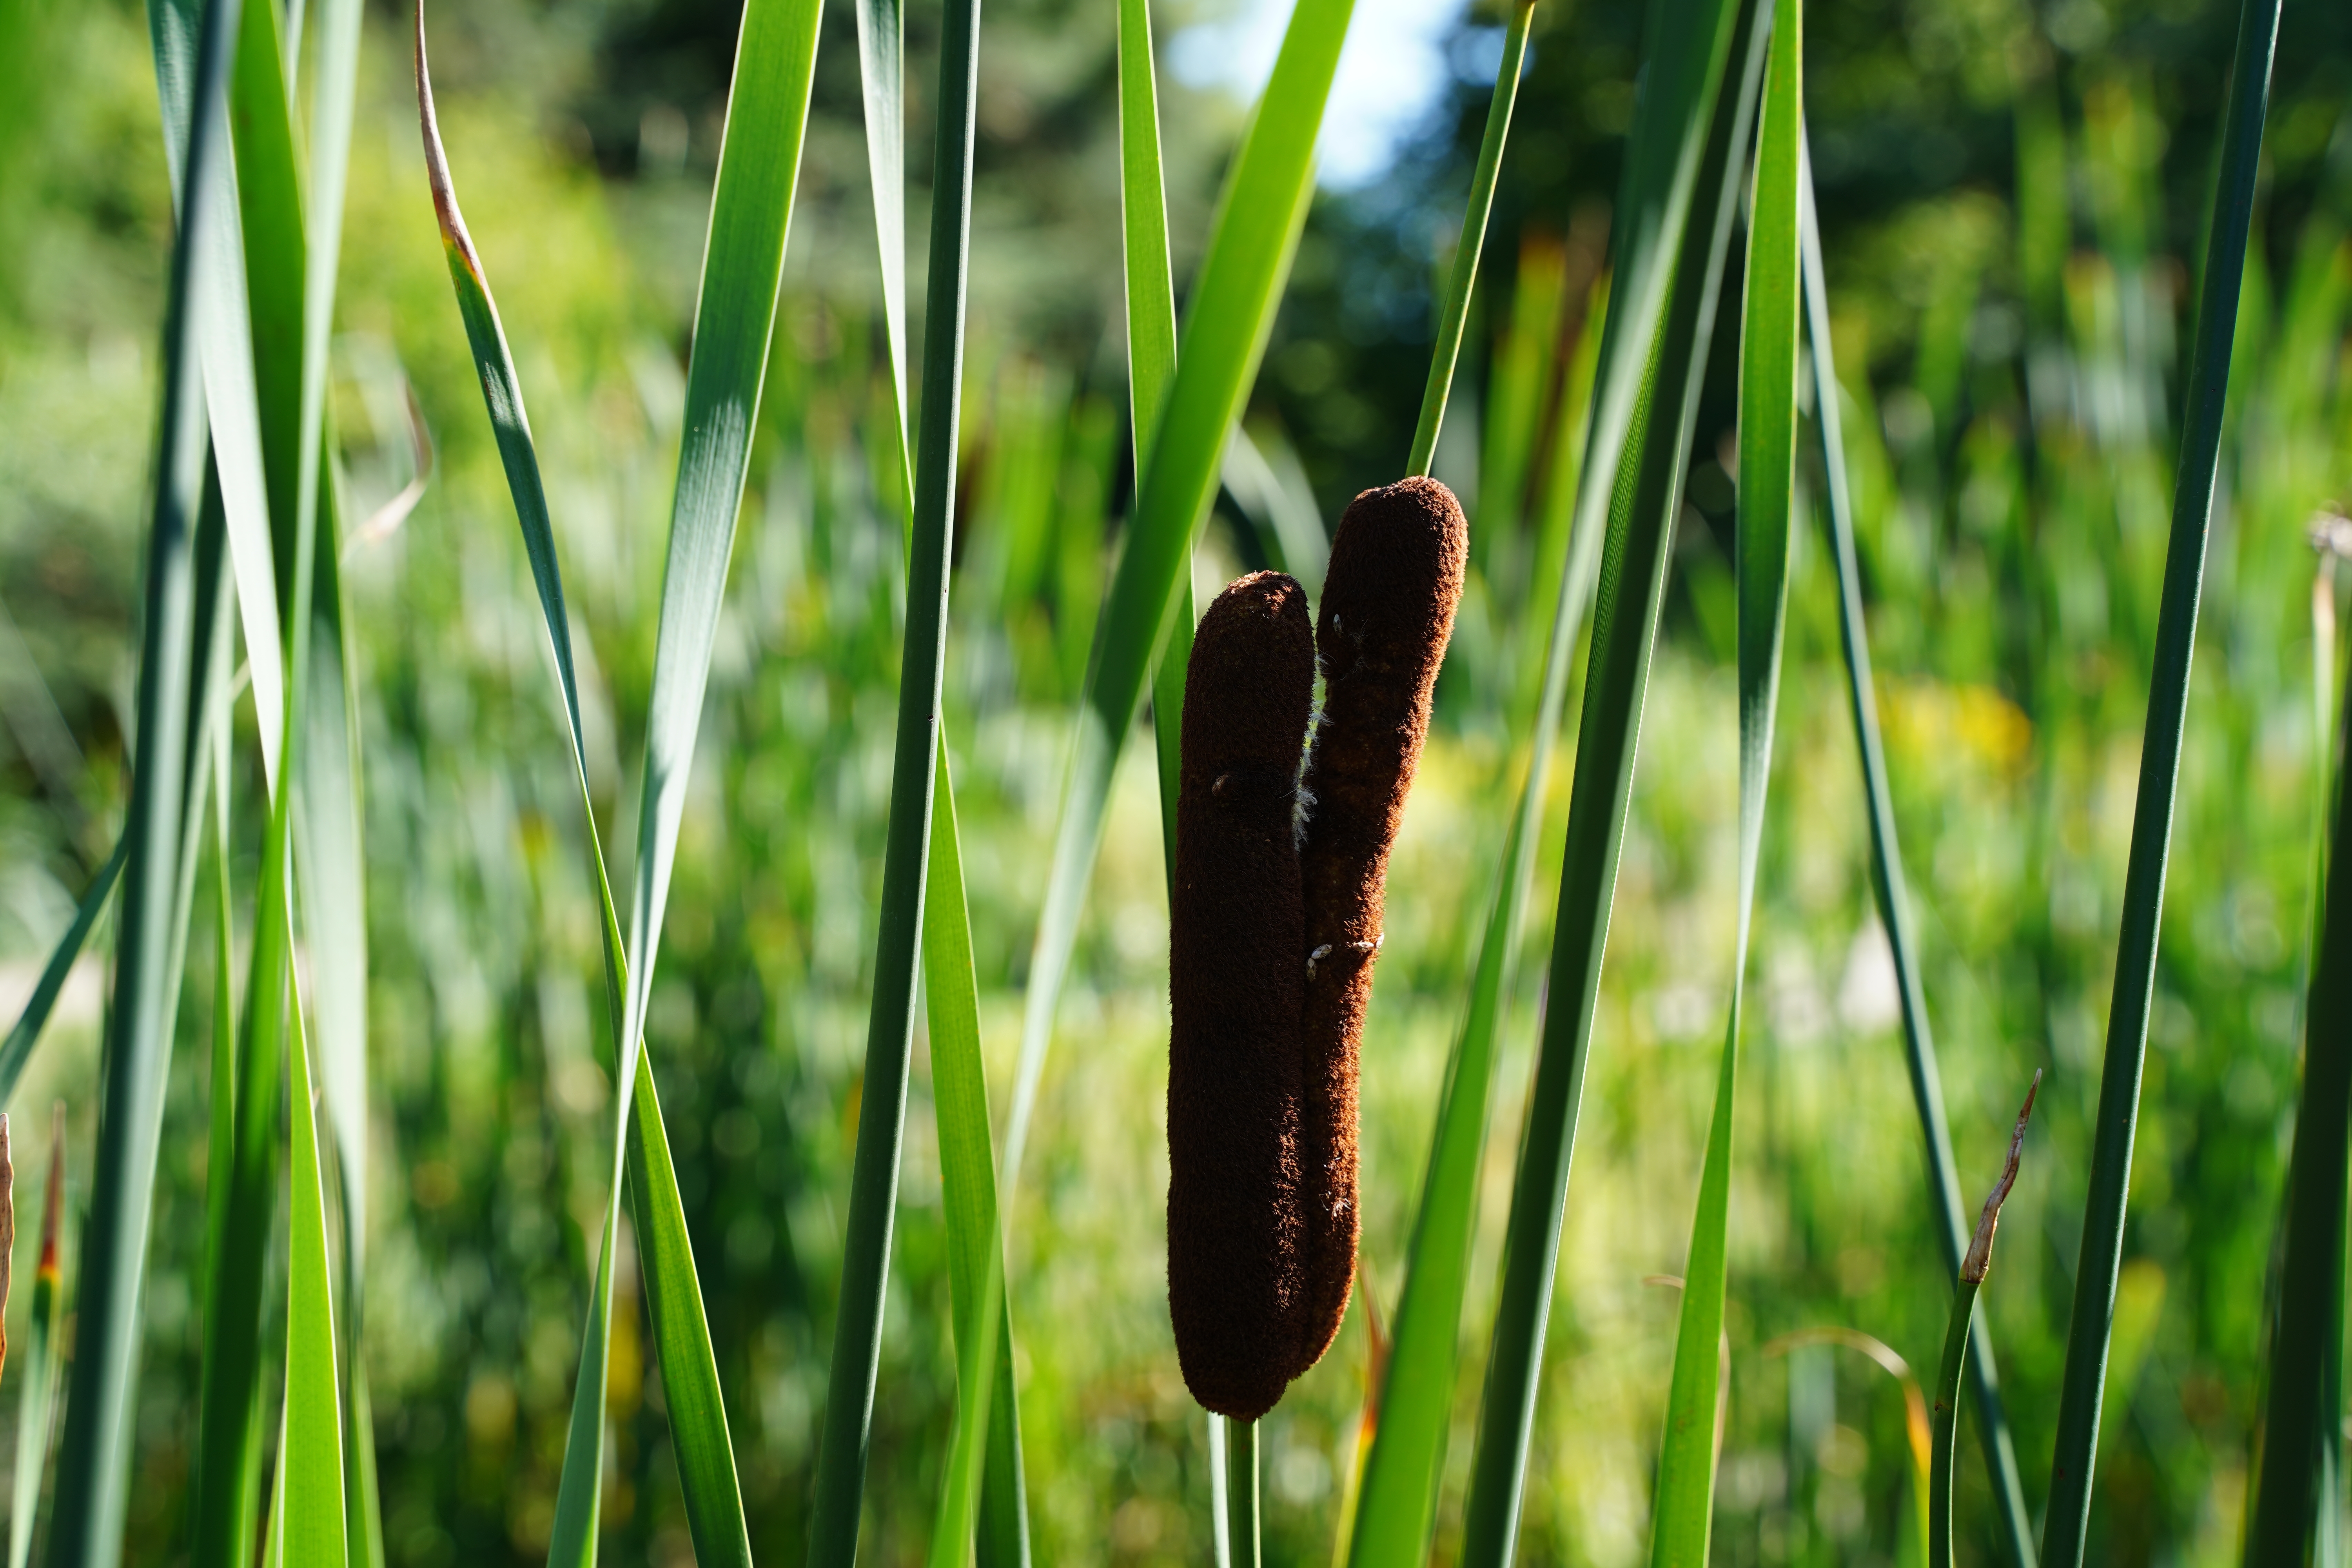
2041;0;2283;1556
1453;0;1763;1555
283;1003;349;1568
627;1056;754;1568
1007;0;1357;1193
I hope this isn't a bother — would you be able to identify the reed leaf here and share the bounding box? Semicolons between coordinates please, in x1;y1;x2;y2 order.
1338;1;1592;1550
1646;8;1797;1560
45;0;240;1555
1406;0;1536;479
1797;154;2038;1568
150;0;283;778
854;0;909;485
847;2;1032;1546
1003;0;1356;1189
414;8;817;1558
2041;0;2281;1554
1451;0;1761;1558
282;997;348;1566
1655;27;1792;1562
563;0;822;1544
191;0;368;1553
808;0;979;1544
921;745;1021;1568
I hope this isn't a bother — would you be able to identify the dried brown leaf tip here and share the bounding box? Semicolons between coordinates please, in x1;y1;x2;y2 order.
1963;1070;2041;1284
1168;571;1316;1420
1292;476;1466;1374
1165;478;1466;1417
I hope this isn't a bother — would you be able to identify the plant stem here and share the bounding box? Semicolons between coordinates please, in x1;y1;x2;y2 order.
2041;0;2280;1555
1225;1417;1261;1568
1406;0;1536;479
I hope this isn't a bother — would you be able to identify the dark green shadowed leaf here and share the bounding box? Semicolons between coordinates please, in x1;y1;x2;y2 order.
2041;0;2281;1555
1454;0;1762;1555
1002;0;1357;1197
1647;4;1797;1559
46;0;241;1555
807;0;978;1543
848;0;1033;1547
1798;154;2038;1568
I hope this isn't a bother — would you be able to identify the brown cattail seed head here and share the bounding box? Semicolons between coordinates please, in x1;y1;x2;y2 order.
1168;571;1316;1420
1289;476;1467;1376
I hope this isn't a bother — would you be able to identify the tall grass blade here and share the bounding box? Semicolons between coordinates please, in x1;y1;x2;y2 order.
1455;0;1763;1556
808;0;977;1544
413;9;785;1560
1342;10;1603;1553
284;0;370;1359
1115;2;1218;1528
853;0;909;486
1651;5;1797;1555
0;845;123;1107
1406;0;1535;479
847;8;1033;1548
1120;0;1188;990
190;4;350;1552
1004;0;1356;1189
1117;0;1177;457
920;746;1023;1568
9;1107;64;1568
2040;0;2281;1554
1647;14;1798;1556
46;0;241;1554
1797;154;2038;1568
282;999;348;1566
621;1051;750;1566
150;0;284;780
211;0;375;1552
2247;580;2352;1568
565;0;823;1547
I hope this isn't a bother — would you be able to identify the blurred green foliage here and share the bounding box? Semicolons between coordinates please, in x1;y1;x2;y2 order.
0;0;2347;1564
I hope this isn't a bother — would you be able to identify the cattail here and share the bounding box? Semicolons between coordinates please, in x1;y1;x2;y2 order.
1290;477;1467;1376
1167;571;1316;1420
